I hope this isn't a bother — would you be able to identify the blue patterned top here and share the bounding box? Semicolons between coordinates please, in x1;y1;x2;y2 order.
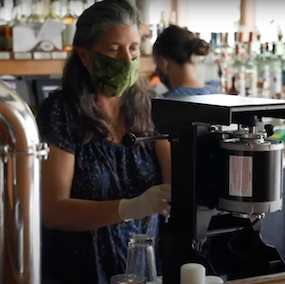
37;92;163;284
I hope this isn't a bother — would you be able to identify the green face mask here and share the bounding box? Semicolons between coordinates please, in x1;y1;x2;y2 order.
89;52;140;97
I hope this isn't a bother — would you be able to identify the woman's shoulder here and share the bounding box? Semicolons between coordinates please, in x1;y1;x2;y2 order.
38;90;76;122
36;90;79;153
39;90;68;112
37;90;78;132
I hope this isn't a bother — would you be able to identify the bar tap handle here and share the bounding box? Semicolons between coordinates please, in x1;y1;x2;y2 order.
121;132;169;147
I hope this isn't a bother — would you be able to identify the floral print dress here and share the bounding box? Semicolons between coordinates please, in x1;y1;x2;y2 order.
37;92;163;284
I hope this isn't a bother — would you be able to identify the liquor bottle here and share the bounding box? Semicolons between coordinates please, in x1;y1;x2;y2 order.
238;31;243;44
269;43;282;99
157;11;166;37
209;32;216;50
238;31;247;60
228;76;239;95
219;50;230;91
256;44;270;98
27;0;45;23
214;33;223;55
194;32;205;84
8;0;27;51
46;0;61;21
277;26;284;57
169;11;176;26
264;42;272;61
20;0;28;23
255;27;261;55
0;0;11;51
83;0;91;11
217;33;231;92
282;42;285;88
62;0;78;52
245;33;257;97
10;0;27;26
221;33;231;57
233;32;238;47
232;44;246;96
74;0;84;17
204;33;220;89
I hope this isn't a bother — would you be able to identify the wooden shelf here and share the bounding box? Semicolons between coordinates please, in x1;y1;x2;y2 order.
0;56;156;77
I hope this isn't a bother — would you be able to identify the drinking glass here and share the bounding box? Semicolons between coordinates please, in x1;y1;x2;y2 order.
126;234;158;284
110;274;146;284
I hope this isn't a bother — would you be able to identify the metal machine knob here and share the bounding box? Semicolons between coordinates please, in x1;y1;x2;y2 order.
121;132;137;147
121;132;169;147
264;124;274;137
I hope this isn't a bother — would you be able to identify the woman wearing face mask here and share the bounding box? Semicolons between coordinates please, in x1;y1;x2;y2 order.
153;25;221;98
37;1;171;284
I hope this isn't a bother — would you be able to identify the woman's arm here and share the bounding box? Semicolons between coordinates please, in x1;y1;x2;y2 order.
154;140;171;184
41;144;122;232
41;143;171;232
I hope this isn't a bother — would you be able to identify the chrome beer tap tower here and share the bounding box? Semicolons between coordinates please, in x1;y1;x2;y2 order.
0;80;49;284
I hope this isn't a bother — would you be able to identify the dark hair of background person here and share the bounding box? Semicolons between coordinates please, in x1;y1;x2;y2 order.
61;0;156;143
153;25;210;64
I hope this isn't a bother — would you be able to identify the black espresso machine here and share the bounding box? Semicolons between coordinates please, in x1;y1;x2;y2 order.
122;94;285;284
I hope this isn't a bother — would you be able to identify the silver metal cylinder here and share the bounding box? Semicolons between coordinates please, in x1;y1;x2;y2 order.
0;80;49;284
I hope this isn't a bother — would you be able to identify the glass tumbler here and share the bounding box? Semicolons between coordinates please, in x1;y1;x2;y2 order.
126;234;158;284
110;274;146;284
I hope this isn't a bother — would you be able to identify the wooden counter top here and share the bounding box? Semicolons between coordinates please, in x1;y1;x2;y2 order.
0;55;155;76
226;272;285;284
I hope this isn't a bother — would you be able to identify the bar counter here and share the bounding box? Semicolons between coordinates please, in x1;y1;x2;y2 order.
226;272;285;284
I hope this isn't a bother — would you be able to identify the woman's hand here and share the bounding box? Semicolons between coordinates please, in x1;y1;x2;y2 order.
118;184;171;221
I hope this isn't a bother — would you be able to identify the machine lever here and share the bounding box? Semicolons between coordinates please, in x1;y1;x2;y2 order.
121;132;169;147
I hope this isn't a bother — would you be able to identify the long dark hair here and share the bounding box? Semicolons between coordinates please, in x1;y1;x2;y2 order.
61;0;155;143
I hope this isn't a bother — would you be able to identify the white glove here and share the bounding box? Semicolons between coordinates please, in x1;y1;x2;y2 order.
118;184;171;221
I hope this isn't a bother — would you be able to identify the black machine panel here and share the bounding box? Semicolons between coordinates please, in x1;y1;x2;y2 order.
152;95;285;136
149;95;285;284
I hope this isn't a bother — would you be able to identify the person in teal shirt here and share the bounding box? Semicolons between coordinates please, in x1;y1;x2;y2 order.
153;25;222;98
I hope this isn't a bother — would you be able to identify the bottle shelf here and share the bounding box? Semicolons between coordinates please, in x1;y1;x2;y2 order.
0;53;155;77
